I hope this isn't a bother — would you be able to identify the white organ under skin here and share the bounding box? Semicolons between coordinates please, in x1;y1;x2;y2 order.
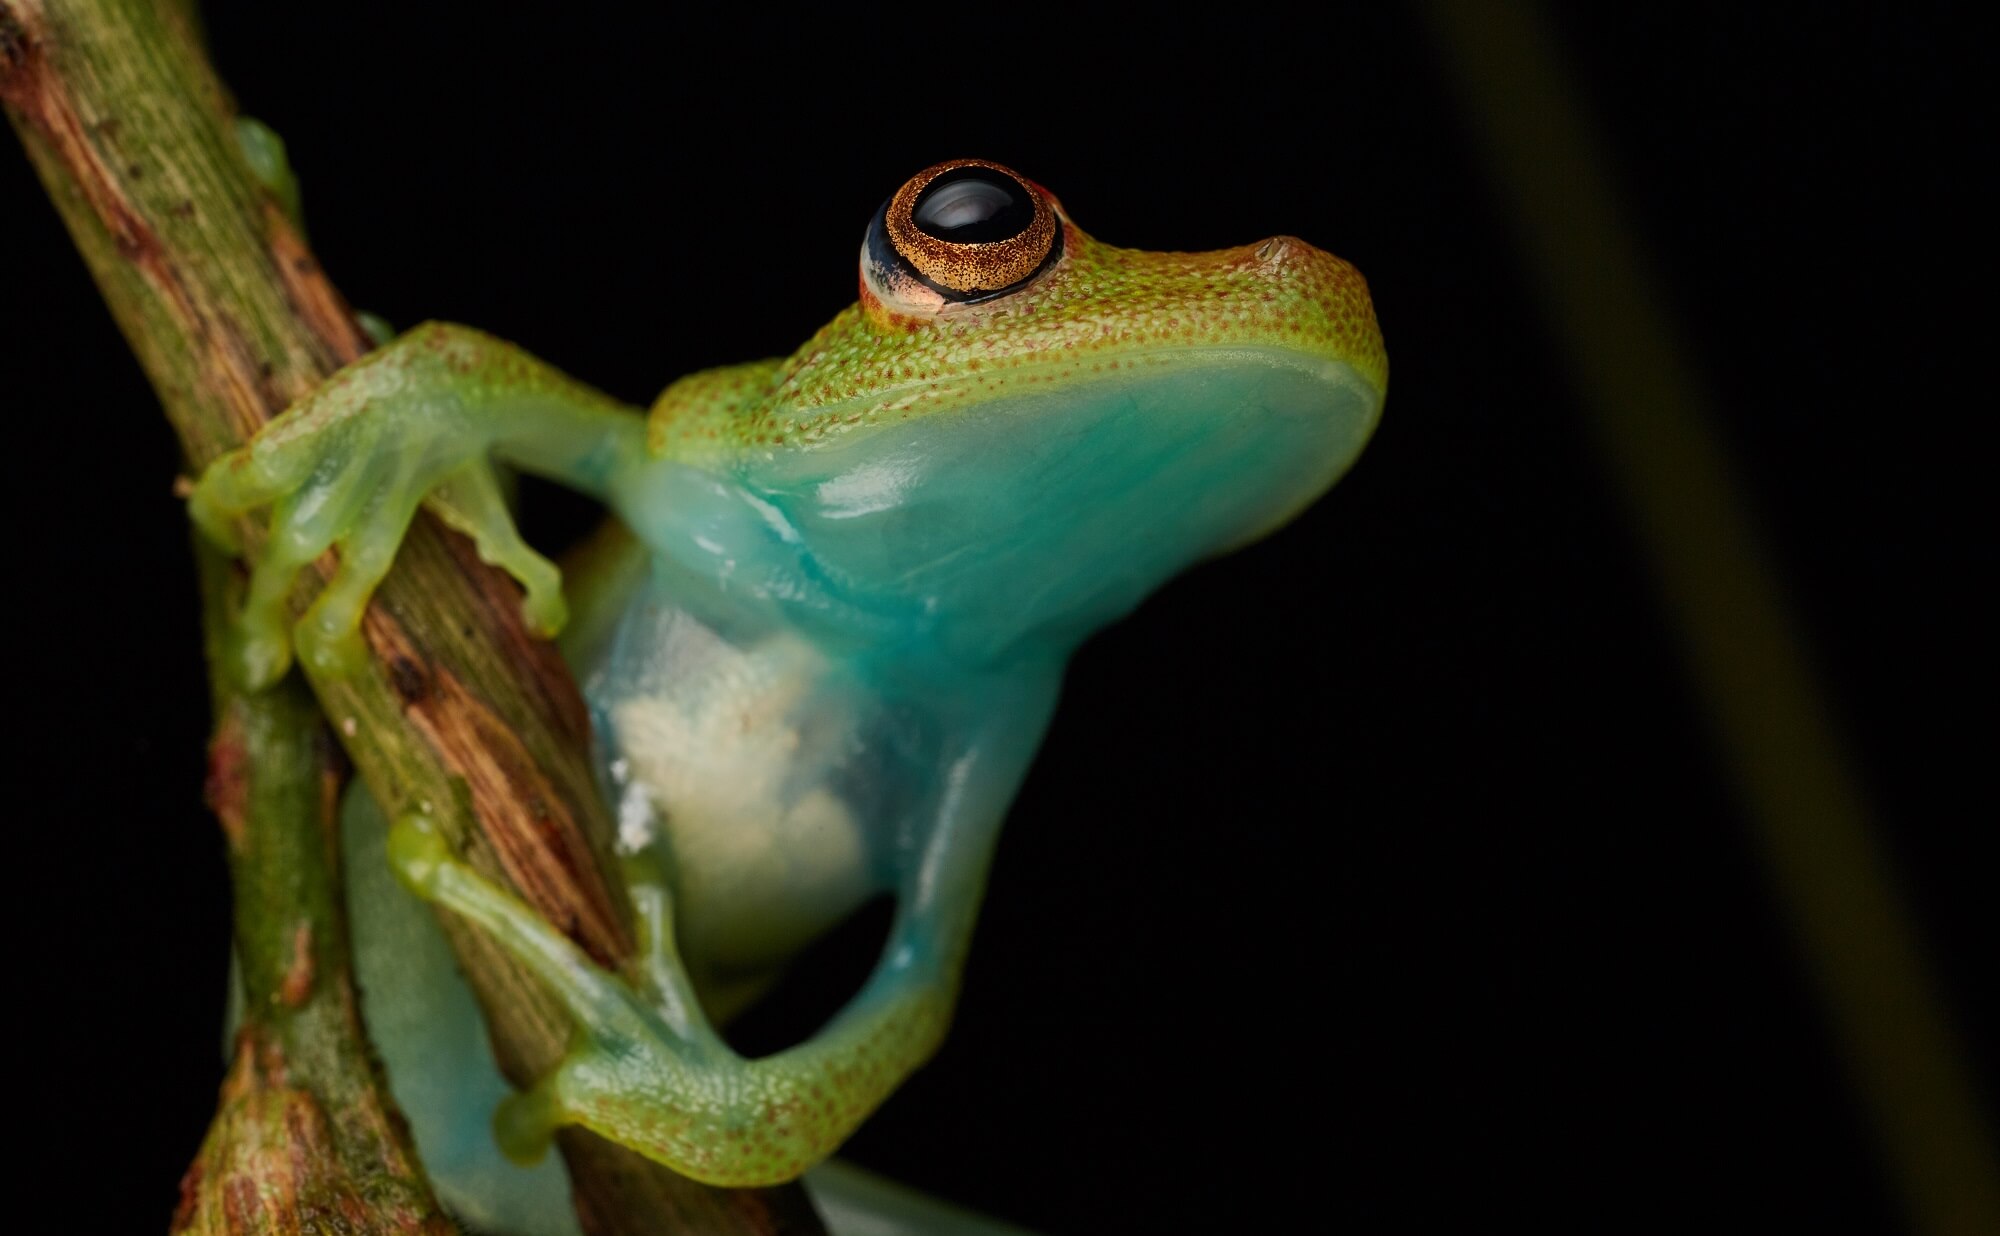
602;613;873;973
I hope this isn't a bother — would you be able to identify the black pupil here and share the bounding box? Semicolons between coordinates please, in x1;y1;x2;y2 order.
911;167;1034;244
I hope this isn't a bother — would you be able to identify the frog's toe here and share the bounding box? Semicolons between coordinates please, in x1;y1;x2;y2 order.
429;461;568;638
229;626;292;691
224;479;375;688
226;567;304;691
188;440;316;558
385;811;452;895
513;553;568;638
187;481;245;557
294;466;429;678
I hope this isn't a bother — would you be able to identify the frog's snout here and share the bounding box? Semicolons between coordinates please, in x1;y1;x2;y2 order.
1225;234;1387;397
1252;234;1351;273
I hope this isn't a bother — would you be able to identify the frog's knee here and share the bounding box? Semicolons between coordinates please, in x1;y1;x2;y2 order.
386;813;455;897
493;1071;567;1167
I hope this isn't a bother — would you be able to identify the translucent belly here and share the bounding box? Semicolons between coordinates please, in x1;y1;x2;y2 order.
584;585;909;976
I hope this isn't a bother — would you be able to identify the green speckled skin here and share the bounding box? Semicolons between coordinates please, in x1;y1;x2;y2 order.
192;163;1385;1213
656;223;1384;453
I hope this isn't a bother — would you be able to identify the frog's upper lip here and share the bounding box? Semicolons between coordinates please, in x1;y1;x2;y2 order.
763;341;1384;453
906;341;1382;403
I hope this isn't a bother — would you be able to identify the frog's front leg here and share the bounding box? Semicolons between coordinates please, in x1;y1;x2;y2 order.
386;673;1061;1187
188;322;647;686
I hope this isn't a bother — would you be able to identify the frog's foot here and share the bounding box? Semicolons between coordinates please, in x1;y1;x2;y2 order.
385;814;953;1188
188;329;567;688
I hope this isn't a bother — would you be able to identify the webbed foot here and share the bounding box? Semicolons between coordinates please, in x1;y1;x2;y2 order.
188;326;569;688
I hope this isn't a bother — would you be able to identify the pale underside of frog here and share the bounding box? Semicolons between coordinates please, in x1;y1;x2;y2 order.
194;158;1386;1233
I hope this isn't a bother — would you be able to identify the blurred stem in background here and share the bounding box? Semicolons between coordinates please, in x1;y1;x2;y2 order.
1420;5;1999;1233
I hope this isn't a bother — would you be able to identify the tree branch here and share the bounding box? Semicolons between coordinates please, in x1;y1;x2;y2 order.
177;540;456;1235
2;3;823;1231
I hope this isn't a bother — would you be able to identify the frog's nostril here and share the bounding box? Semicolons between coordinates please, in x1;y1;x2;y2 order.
1256;235;1323;266
1251;235;1352;284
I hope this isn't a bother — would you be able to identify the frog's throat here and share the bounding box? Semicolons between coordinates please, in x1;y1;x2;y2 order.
727;349;1384;661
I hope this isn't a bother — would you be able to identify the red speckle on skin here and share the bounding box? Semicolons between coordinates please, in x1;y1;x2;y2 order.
204;715;250;852
280;922;315;1007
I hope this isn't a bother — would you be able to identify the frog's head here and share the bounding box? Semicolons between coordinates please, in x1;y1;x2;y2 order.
662;159;1386;658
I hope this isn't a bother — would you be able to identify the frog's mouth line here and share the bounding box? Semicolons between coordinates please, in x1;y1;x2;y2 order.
791;345;1385;438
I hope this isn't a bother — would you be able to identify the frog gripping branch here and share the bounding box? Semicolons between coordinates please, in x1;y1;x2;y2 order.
189;158;1387;1198
4;4;813;1231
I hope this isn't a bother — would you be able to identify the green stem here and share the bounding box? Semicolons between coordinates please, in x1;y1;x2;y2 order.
2;2;824;1231
177;540;456;1235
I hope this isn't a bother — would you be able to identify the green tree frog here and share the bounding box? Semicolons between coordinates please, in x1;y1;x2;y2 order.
192;158;1386;1218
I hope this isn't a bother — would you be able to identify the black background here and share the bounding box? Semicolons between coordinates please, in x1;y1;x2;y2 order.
4;4;1986;1233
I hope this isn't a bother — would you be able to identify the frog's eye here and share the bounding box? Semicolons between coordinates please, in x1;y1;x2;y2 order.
864;159;1063;309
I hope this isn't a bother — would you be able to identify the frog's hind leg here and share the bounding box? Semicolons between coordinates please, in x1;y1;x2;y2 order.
388;804;954;1185
387;814;674;1055
342;791;583;1236
384;813;730;1168
381;667;1065;1188
362;802;1035;1236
